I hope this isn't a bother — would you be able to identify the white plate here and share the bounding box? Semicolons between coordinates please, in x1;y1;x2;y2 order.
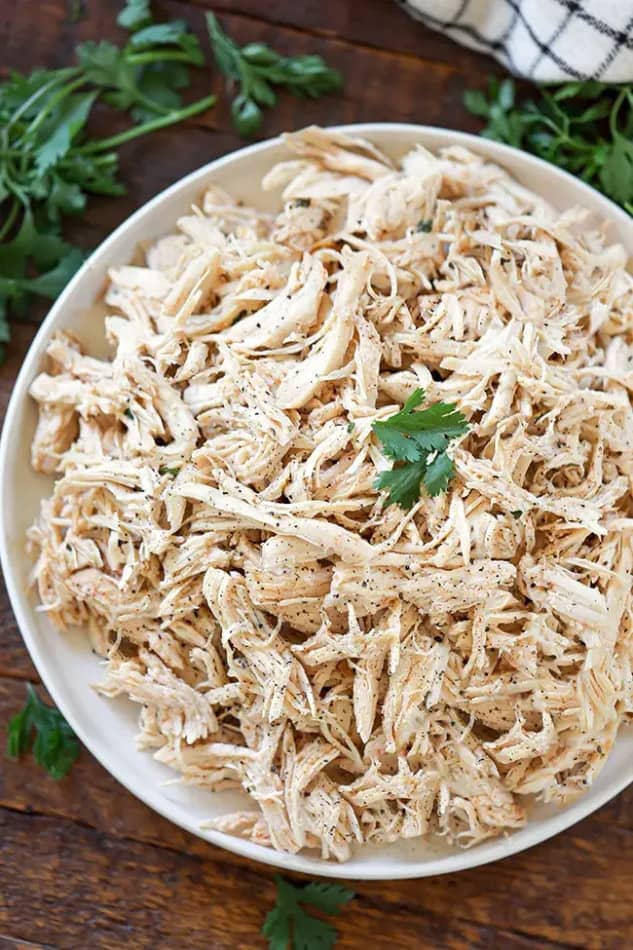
2;124;632;880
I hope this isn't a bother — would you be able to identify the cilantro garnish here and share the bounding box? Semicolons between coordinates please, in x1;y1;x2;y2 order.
372;388;469;508
262;876;354;950
7;684;80;779
0;1;215;361
464;78;633;215
206;13;342;136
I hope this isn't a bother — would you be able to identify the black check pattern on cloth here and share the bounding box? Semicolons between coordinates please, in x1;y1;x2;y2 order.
400;0;633;81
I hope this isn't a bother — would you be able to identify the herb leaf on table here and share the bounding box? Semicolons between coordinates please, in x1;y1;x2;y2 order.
464;78;633;214
262;876;354;950
7;684;80;779
206;12;343;136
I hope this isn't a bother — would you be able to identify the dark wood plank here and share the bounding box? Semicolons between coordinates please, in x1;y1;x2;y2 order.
186;0;499;75
2;0;485;164
0;807;583;950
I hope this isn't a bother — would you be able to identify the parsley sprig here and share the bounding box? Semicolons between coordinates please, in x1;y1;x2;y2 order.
0;1;214;360
7;684;80;779
262;876;354;950
464;78;633;214
206;13;342;136
373;389;469;508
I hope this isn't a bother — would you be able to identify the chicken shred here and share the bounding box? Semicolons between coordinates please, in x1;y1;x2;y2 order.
28;127;633;861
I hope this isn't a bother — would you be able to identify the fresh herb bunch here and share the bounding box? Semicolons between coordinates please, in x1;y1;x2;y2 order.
262;875;354;950
373;389;469;509
0;0;214;360
464;78;633;214
207;12;342;136
7;683;80;779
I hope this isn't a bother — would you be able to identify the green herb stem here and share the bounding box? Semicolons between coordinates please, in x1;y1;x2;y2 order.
126;49;200;66
609;87;628;139
76;93;216;154
19;75;87;142
5;67;81;133
0;198;20;241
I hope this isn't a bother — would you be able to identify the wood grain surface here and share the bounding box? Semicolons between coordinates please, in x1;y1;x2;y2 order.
1;2;632;948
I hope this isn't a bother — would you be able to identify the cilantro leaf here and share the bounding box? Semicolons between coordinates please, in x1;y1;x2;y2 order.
262;903;291;950
117;0;152;32
0;211;72;273
600;135;633;206
26;248;85;297
299;882;355;916
130;21;204;66
207;12;342;136
291;907;338;950
262;876;354;950
34;90;98;177
48;175;88;217
372;388;468;508
373;391;467;454
76;35;198;117
375;458;427;509
372;425;422;463
7;684;80;779
75;40;130;94
58;152;126;197
422;451;455;497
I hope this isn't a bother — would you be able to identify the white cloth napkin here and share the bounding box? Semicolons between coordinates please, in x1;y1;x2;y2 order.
400;0;633;82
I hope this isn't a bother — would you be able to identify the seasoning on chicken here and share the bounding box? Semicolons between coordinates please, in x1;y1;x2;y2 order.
28;126;633;861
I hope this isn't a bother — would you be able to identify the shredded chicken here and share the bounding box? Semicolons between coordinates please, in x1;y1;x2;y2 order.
28;127;633;861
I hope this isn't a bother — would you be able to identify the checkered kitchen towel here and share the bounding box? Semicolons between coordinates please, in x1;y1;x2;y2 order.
401;0;633;81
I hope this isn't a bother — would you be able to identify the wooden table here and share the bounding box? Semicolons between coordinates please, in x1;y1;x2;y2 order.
1;2;632;947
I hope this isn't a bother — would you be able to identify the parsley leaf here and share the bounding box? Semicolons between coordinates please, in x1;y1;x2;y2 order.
262;876;354;950
130;21;204;67
422;451;455;497
464;78;633;214
33;90;98;177
374;389;468;453
117;0;152;32
7;684;80;779
600;134;633;205
207;12;342;136
375;458;428;510
372;388;468;508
